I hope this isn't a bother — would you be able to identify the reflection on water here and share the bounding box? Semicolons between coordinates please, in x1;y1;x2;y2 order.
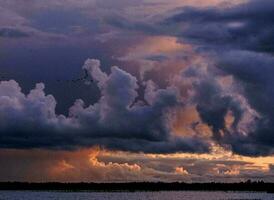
0;191;273;200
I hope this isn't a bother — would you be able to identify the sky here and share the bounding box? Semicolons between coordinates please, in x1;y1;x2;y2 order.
0;0;273;182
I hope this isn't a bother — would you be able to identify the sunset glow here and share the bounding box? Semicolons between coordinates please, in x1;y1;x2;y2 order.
0;0;273;183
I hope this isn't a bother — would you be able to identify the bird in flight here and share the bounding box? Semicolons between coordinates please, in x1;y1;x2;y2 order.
56;69;93;84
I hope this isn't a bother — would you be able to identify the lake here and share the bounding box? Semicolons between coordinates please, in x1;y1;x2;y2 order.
0;191;273;200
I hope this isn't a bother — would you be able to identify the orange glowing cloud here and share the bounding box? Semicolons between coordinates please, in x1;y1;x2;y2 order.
175;167;189;175
88;147;141;172
0;146;273;182
50;160;75;176
119;36;194;80
172;105;212;138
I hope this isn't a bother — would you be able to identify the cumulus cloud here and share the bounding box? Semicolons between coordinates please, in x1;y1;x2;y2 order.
178;52;274;156
158;0;274;156
214;50;274;156
0;59;209;154
180;63;260;155
1;0;274;158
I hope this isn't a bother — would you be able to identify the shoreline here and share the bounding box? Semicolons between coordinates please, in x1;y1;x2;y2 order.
0;182;273;193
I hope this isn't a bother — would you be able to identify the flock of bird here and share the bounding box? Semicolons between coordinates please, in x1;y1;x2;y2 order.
56;69;93;83
0;70;151;107
0;69;93;84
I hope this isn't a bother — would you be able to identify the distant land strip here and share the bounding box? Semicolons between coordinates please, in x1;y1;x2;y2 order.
0;182;273;193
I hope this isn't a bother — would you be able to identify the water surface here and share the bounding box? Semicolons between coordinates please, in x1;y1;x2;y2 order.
0;191;273;200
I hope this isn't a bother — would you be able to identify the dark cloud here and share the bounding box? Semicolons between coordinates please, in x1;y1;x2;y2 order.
181;51;274;156
193;77;244;141
1;0;274;157
166;0;274;156
0;59;209;154
214;50;274;156
83;0;274;157
165;0;274;53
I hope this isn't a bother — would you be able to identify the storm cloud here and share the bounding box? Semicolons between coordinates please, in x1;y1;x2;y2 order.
165;0;274;53
1;0;274;183
0;59;209;154
1;0;274;158
163;0;274;156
